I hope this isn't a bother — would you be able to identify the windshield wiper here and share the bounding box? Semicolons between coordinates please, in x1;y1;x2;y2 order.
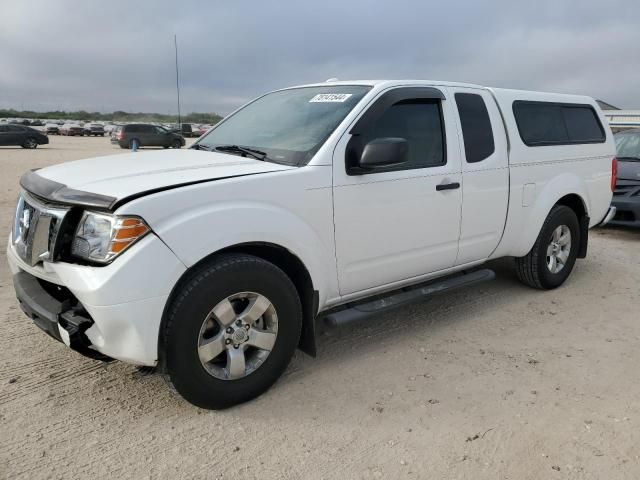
191;143;211;151
214;144;267;161
618;156;640;162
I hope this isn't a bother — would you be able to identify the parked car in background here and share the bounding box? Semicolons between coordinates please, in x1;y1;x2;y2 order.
30;120;44;127
83;123;105;136
7;80;616;409
190;124;202;137
196;124;213;136
171;123;196;137
610;129;640;227
103;124;117;134
45;123;59;135
111;123;185;149
59;123;84;136
0;124;48;148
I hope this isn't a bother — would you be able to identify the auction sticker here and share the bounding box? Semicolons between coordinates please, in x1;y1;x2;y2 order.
309;93;353;103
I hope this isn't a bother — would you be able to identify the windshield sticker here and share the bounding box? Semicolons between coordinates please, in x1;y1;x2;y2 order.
309;93;353;103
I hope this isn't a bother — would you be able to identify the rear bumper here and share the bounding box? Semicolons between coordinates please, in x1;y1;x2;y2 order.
597;206;617;226
609;198;640;227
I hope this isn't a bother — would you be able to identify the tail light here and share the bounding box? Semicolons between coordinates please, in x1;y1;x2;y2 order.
611;157;618;192
118;130;124;140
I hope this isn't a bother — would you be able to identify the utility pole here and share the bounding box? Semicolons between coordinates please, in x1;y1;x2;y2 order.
174;34;181;127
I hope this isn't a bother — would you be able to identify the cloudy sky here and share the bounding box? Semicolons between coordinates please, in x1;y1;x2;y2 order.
1;0;638;115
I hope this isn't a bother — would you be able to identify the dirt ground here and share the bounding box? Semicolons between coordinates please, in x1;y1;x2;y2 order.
1;135;639;479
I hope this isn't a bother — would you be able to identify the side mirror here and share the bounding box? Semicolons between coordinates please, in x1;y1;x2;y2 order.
358;137;408;170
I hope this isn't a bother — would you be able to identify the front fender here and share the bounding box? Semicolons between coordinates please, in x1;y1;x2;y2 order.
151;200;336;307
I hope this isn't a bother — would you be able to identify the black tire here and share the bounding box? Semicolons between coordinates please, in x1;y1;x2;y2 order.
164;254;302;409
172;139;182;149
516;205;580;290
22;137;38;149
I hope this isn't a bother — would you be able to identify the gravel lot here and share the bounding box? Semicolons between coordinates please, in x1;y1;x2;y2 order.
1;135;639;479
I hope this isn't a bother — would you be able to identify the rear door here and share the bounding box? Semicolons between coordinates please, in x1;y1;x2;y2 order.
9;125;27;146
332;86;463;295
138;125;155;146
0;125;13;145
450;87;509;264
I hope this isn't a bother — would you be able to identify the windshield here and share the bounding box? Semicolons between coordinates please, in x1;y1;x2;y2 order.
615;131;640;160
196;85;371;165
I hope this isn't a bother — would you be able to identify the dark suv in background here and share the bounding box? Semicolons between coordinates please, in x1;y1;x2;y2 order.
111;124;185;149
610;129;640;227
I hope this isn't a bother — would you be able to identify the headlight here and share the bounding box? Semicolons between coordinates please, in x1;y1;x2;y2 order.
71;212;150;264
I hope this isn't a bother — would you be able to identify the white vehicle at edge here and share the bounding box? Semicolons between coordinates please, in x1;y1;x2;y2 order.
7;80;617;408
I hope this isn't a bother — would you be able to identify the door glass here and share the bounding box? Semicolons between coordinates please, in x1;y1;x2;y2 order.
454;93;495;163
358;100;445;171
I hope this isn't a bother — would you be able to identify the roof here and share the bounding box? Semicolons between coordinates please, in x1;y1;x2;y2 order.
286;79;486;90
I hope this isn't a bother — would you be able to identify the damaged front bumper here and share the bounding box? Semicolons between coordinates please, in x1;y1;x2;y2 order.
7;233;187;366
13;271;111;361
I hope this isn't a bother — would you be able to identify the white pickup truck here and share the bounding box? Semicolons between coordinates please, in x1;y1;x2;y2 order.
7;80;617;408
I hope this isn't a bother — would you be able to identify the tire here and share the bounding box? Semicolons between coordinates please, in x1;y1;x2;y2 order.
164;254;302;409
516;205;580;290
172;139;182;149
22;137;38;149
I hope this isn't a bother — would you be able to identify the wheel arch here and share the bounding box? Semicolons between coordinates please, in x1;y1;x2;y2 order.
157;242;319;372
506;174;591;258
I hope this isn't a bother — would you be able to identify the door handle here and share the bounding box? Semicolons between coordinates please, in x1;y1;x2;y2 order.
436;182;460;191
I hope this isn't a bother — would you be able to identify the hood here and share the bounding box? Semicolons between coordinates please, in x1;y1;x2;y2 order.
25;149;295;209
617;159;640;181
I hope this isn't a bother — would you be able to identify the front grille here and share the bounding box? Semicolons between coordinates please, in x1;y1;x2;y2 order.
12;193;69;266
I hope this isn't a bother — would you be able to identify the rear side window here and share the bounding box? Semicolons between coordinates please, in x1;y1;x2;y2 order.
455;93;495;162
513;101;605;146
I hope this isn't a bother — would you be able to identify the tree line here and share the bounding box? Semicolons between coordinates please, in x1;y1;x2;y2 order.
0;108;223;124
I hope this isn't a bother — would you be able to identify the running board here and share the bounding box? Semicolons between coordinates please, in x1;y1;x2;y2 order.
323;269;495;328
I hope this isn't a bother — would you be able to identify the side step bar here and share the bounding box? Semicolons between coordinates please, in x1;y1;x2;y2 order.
323;269;495;328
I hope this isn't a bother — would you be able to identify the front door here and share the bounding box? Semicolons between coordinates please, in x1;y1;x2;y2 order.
332;87;463;296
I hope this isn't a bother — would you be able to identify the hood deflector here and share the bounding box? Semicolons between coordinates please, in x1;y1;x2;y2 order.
20;169;263;212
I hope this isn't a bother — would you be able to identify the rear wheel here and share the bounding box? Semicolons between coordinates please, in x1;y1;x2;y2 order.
22;137;38;149
516;205;580;289
164;254;302;409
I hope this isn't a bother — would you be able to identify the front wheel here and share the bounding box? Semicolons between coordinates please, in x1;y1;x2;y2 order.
164;254;302;409
172;139;182;149
516;205;580;290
